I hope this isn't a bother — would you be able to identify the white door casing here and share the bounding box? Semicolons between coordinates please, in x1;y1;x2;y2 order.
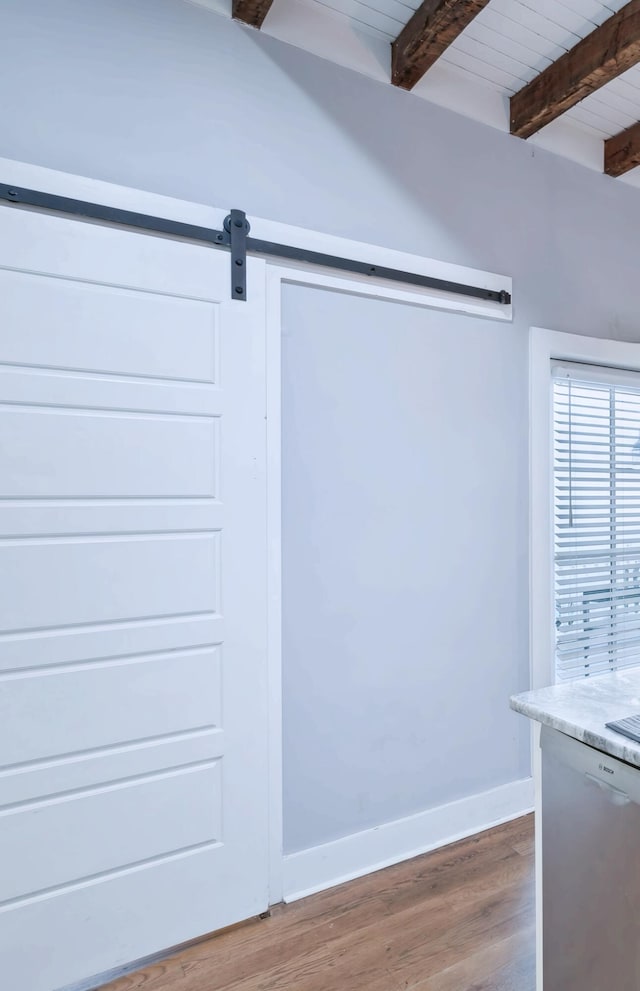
0;201;269;991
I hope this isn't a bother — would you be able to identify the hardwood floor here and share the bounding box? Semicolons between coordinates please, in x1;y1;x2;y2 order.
101;815;535;991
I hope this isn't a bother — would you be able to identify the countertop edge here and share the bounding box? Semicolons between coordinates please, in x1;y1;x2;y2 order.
510;694;640;769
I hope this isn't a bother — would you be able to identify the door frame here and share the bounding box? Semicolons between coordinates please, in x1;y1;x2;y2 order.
265;264;512;902
0;155;512;910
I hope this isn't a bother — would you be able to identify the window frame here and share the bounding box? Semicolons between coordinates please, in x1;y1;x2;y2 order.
529;328;640;991
551;367;640;680
530;328;640;691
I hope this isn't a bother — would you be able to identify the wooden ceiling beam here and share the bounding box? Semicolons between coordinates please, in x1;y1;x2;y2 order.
605;121;640;177
392;0;491;92
511;0;640;140
232;0;274;29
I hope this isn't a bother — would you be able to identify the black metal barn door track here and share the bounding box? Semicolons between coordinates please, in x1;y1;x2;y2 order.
0;184;511;306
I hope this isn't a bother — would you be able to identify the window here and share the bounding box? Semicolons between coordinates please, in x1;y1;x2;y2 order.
553;364;640;681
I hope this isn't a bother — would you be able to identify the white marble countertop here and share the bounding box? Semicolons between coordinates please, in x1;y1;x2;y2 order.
510;669;640;768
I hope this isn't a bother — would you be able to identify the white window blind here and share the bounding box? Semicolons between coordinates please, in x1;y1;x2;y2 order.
553;364;640;681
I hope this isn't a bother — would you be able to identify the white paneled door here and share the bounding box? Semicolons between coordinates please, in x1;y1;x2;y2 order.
0;201;269;991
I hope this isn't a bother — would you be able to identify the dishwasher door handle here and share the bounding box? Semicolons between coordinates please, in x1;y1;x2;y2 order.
585;772;632;806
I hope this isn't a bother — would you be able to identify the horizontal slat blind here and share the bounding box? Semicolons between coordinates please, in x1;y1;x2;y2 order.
553;366;640;680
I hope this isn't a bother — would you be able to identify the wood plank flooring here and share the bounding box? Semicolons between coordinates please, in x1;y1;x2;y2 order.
101;815;535;991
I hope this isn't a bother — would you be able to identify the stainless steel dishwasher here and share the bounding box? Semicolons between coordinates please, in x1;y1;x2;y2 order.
541;724;640;991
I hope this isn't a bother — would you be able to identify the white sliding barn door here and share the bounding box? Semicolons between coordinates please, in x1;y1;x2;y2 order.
0;202;269;991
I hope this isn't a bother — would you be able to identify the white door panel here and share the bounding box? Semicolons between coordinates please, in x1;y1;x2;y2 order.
0;646;222;765
0;407;217;497
0;367;221;414
0;613;222;672
1;848;254;991
0;532;220;630
0;269;218;382
0;201;269;991
0;763;222;903
1;205;222;296
1;729;219;809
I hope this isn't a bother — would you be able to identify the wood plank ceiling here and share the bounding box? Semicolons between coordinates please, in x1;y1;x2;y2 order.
231;0;640;179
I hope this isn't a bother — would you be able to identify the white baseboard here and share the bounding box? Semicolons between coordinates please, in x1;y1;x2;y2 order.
282;777;534;903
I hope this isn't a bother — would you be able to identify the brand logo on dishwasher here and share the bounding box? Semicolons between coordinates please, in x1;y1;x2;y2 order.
599;763;615;775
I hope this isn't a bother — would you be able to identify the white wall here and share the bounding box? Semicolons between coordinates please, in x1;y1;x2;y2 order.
281;285;529;855
3;0;640;860
0;0;639;341
3;0;640;341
